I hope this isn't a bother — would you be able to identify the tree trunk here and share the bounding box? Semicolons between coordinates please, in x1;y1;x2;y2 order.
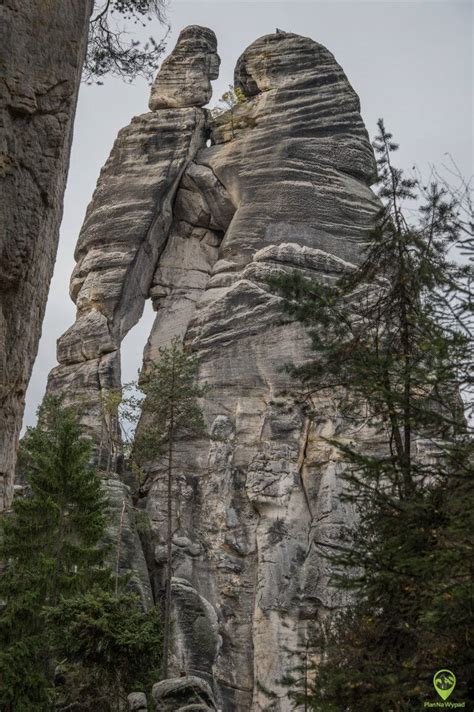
161;433;173;678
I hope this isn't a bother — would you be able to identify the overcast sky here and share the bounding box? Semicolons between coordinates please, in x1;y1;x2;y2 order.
23;0;473;429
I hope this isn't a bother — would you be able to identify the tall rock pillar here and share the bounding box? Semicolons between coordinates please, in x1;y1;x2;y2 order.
44;26;220;607
139;31;381;710
44;26;382;711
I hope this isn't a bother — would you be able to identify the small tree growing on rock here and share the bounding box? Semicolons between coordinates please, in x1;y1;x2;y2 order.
124;338;208;679
211;84;248;138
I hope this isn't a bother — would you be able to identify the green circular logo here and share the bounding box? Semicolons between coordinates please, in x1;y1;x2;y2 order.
433;669;456;701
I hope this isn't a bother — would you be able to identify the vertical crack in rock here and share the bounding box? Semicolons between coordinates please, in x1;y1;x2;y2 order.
297;416;314;523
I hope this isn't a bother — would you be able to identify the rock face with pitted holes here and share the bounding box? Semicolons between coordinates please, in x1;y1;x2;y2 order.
46;27;381;711
0;0;93;511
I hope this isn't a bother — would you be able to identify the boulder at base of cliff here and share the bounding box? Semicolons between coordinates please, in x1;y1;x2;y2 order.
152;676;217;711
128;691;148;711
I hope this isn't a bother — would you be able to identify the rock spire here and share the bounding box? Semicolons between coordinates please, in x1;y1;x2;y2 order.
45;28;381;711
149;26;220;110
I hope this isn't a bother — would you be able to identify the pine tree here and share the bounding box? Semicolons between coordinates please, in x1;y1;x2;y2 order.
124;338;207;679
85;0;169;84
271;120;473;709
0;396;110;711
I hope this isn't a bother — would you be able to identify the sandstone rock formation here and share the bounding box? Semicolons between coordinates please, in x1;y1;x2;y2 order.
0;0;93;510
149;25;220;110
45;27;381;710
45;26;220;607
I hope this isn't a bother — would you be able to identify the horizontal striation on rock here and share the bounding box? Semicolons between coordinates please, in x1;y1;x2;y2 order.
140;31;382;710
149;25;220;110
71;109;207;325
44;27;383;711
50;106;208;431
44;26;220;610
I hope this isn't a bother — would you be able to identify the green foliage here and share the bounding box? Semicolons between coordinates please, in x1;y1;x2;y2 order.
286;475;473;710
271;120;473;709
99;388;123;474
211;84;247;114
46;589;162;710
123;337;208;469
0;397;110;710
0;635;53;712
0;397;163;710
211;84;253;138
85;0;169;84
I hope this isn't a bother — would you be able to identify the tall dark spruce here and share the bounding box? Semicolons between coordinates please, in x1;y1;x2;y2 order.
0;397;163;711
0;397;109;710
270;120;473;710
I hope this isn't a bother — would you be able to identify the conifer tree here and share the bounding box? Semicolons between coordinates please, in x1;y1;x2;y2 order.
85;0;169;84
124;338;207;679
0;396;164;710
47;588;162;711
0;396;110;711
271;120;473;709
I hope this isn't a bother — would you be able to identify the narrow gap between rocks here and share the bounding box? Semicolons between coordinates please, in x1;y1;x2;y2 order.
120;297;156;442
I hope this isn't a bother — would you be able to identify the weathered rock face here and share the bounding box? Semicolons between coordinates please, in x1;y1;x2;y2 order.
142;32;380;710
0;0;93;510
49;106;208;439
45;28;381;711
149;26;220;110
46;25;218;609
128;691;148;711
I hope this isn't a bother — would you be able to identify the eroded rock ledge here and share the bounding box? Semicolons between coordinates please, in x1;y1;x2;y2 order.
45;26;381;711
